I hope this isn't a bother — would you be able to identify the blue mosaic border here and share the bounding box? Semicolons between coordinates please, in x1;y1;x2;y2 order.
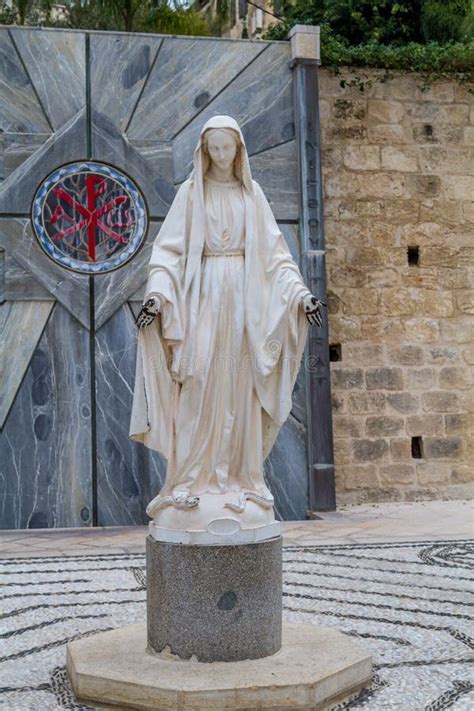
32;161;148;275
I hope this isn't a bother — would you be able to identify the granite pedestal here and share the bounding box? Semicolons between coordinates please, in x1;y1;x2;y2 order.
146;535;282;662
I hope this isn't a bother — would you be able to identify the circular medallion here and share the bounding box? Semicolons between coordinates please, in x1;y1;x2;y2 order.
31;161;148;274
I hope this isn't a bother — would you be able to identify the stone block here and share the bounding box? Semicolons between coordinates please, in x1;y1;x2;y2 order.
419;146;474;176
348;392;386;414
403;319;440;343
406;102;468;125
451;464;474;485
440;316;474;344
352;438;389;462
412;290;454;317
343;145;380;170
442;175;474;201
379;464;415;485
416;462;450;484
340;464;378;490
388;345;424;366
342;288;380;315
381;146;418;172
381;290;416;317
419;200;463;224
333;98;366;122
413;124;464;145
346;246;383;267
437;268;471;289
445;413;474;434
146;536;282;663
427;346;460;364
367;100;405;123
422;391;459;413
361;318;404;342
329;264;367;287
343;342;384;366
367;268;401;288
401;268;438;290
423;437;463;460
331;367;364;389
420;245;460;268
358;172;407;199
456;290;474;315
331;392;346;413
66;622;373;711
334;438;351;465
406;367;437;390
333;415;363;438
389;438;412;462
367;123;413;145
439;366;473;390
366;367;404;391
408;174;441;198
387;393;419;414
366;416;403;437
406;414;444;436
328;316;362;342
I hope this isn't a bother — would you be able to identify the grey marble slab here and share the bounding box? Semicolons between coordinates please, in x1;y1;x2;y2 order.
172;43;294;184
0;303;92;528
92;116;173;218
10;28;85;131
127;37;267;142
0;300;54;428
90;33;163;133
0;218;90;329
95;304;165;525
4;251;53;300
94;219;161;330
265;412;308;521
0;132;50;183
0;108;87;214
250;140;298;221
0;29;51;133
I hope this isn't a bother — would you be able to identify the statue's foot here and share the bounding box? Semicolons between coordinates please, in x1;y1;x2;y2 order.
146;489;200;519
224;490;274;514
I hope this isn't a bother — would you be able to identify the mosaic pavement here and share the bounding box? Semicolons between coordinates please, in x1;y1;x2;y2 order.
0;540;473;710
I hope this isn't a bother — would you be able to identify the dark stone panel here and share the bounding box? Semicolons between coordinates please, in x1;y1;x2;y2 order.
0;29;51;133
92;116;173;218
0;300;54;429
0;304;92;529
172;44;294;184
0;108;87;214
127;37;266;142
94;219;162;330
250;140;298;221
0;218;90;329
4;252;52;300
95;304;165;526
10;28;85;130
265;412;308;521
0;132;50;183
90;33;163;133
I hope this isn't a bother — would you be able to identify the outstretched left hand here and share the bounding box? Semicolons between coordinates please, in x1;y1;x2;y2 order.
302;294;326;327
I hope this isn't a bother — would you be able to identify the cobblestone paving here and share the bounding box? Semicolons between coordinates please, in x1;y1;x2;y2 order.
0;540;472;709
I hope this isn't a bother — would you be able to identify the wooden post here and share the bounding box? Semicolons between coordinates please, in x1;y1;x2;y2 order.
289;25;336;512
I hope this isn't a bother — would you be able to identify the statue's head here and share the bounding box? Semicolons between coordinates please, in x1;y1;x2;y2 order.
202;127;240;172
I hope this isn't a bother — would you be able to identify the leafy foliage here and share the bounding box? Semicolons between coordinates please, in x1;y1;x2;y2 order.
264;0;473;87
1;0;209;35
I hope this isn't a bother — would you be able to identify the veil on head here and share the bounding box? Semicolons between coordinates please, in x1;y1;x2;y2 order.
190;115;254;195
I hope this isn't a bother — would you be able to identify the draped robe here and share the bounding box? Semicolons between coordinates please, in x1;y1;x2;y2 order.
130;116;311;499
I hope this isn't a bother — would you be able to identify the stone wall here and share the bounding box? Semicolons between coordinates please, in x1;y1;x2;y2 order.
318;68;473;504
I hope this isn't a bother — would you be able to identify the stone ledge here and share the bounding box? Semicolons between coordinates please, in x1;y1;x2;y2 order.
67;622;372;711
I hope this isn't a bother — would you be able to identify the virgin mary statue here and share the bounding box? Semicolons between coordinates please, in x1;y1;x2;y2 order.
130;115;323;536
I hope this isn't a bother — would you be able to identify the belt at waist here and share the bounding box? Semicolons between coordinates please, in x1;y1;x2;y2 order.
203;250;245;257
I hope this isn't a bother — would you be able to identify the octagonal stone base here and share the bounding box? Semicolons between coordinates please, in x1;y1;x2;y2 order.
67;622;372;711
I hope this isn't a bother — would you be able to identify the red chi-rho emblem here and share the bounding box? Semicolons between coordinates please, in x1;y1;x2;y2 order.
32;161;148;274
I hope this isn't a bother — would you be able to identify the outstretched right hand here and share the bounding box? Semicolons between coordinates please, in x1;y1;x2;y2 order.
135;297;160;329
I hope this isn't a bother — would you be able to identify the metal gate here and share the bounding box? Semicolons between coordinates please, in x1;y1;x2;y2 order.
0;26;312;528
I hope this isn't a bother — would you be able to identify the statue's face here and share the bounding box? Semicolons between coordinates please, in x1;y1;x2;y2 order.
205;129;238;171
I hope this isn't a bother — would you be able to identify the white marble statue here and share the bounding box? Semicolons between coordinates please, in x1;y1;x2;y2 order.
129;115;324;541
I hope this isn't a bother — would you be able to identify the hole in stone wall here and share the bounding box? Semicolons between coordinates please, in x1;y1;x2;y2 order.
329;344;342;362
407;246;420;266
423;124;433;137
411;436;423;459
